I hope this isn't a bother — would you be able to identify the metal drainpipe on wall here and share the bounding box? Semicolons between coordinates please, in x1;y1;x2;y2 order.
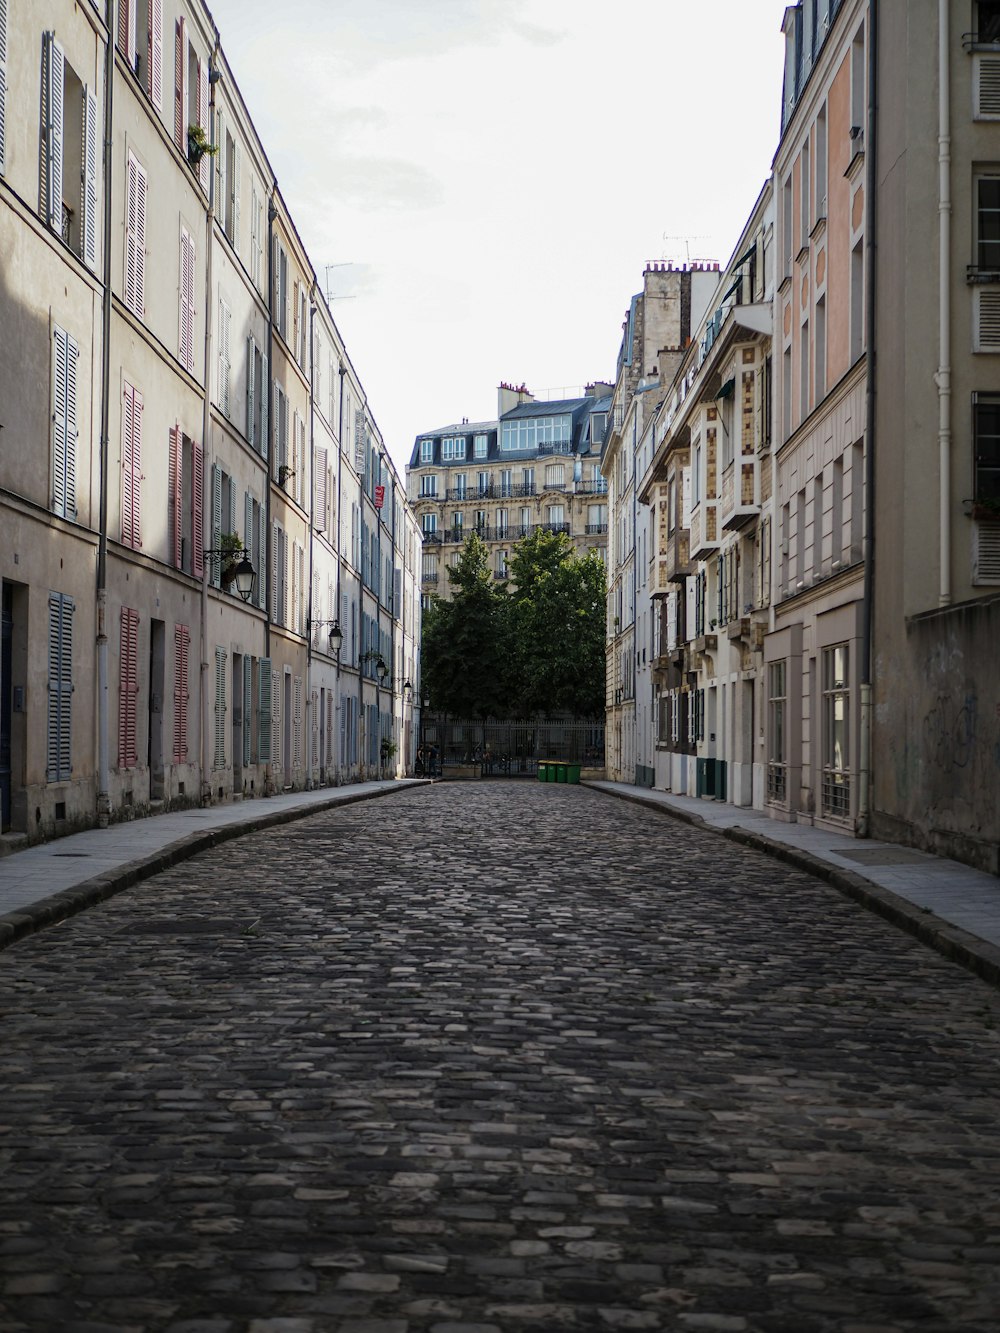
858;0;879;838
198;42;220;807
95;6;117;828
304;293;317;790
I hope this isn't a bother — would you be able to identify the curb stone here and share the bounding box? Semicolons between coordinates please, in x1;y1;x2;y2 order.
583;780;1000;991
0;783;423;953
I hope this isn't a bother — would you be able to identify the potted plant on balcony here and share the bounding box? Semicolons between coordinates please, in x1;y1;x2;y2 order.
187;124;218;167
970;495;1000;521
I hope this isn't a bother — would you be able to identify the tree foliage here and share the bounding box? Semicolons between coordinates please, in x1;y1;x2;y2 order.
421;529;606;719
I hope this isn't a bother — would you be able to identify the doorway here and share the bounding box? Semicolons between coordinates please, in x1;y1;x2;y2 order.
232;654;244;794
148;619;165;800
1;584;12;831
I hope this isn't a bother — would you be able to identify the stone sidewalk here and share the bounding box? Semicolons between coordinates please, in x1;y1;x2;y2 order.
586;782;1000;989
0;780;425;951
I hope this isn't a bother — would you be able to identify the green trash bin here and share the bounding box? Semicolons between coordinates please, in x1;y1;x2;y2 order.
554;761;568;783
537;761;548;782
546;762;558;783
567;763;581;785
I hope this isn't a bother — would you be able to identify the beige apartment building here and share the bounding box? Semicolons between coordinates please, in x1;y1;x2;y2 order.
0;0;420;843
406;382;612;605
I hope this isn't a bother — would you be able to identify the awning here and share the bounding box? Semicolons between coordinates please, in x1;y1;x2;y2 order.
716;378;735;400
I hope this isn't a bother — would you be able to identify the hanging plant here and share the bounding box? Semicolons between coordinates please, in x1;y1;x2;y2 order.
187;124;218;166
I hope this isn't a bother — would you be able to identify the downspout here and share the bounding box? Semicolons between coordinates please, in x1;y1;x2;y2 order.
305;293;316;788
264;185;276;791
335;360;345;783
95;5;117;828
198;42;220;806
937;0;952;607
858;0;879;837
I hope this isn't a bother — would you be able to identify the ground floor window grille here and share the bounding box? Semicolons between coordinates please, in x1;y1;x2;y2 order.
821;643;850;818
767;659;787;804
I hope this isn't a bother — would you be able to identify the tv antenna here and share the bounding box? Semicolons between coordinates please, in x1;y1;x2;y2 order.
661;234;715;266
324;263;358;302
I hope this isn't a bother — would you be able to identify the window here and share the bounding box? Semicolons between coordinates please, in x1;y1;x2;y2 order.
816;103;828;218
546;504;565;528
474;434;488;458
522;466;535;493
47;592;74;782
979;1;1000;42
421;512;437;535
587;504;607;533
496;508;509;537
188;41;209;191
218;298;232;418
822;644;850;818
41;34;99;270
815;298;826;400
420;438;434;463
782;176;793;275
220;118;240;248
496;550;508;579
452;472;467;498
273;382;288;481
800;317;810;421
590;412;607;446
500;415;572;452
500;469;512;497
213;646;227;770
125;151;147;318
118;607;140;769
246;334;268;457
173;16;187;149
544;463;565;488
51;325;79;520
442;436;466;461
800;140;810;250
850;24;865;138
477;471;491;496
179;226;196;372
250;181;263;289
274;238;289;341
767;660;787;803
518;506;531;535
209;463;237;588
313;445;329;534
419;474;438;497
475;509;487;531
850;240;864;363
121;381;143;549
974;393;1000;501
135;0;164;111
244;489;266;609
168;425;204;576
977;174;1000;272
272;523;287;625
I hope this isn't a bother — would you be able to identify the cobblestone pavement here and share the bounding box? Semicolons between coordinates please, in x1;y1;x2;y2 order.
2;784;1000;1333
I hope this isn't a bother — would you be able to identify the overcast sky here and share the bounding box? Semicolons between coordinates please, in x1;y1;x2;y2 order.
207;0;790;472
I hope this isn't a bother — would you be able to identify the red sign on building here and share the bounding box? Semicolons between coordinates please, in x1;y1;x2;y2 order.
374;485;385;509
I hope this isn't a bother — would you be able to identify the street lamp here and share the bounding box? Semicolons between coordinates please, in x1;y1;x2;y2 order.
204;548;257;603
308;617;343;655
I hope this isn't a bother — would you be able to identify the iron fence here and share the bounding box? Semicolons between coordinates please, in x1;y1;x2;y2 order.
417;715;605;778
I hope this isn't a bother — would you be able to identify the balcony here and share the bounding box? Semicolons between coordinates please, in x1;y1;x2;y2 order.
585;523;608;535
421;530;442;545
421;571;439;584
539;522;570;535
576;479;608;495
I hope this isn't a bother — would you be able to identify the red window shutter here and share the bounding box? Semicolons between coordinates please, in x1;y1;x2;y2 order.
118;607;139;768
168;424;182;567
179;228;195;371
192;441;204;576
172;623;190;762
149;0;163;108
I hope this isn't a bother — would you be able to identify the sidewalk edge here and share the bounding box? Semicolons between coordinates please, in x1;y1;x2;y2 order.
0;784;420;953
584;783;1000;990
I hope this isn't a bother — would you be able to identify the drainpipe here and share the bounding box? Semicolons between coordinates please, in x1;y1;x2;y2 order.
936;0;952;608
335;360;345;783
305;293;317;789
858;0;879;838
198;42;220;806
264;185;277;791
95;5;117;828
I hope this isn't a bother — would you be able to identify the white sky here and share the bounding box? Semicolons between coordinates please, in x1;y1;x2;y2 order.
207;0;790;472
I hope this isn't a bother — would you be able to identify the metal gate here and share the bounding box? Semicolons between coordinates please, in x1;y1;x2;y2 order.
417;715;604;778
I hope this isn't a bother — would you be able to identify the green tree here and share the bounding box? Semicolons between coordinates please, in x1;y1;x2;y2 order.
421;534;513;719
507;529;607;717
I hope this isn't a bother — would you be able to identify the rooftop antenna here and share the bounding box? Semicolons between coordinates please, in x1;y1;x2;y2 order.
324;263;357;302
661;234;715;267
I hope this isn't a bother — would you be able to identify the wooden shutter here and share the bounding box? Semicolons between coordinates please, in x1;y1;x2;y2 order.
272;671;282;770
172;623;190;762
46;593;74;782
218;299;231;417
192;441;204;576
313;446;328;531
210;463;222;585
117;0;136;66
246;335;255;446
173;16;185;150
148;0;163;108
125;152;147;318
232;139;241;246
291;541;300;634
179;227;195;371
293;675;303;768
257;504;267;609
43;33;65;233
121;382;143;547
213;645;227;769
80;86;99;271
216;110;227;227
311;688;319;766
258;657;272;762
243;654;252;766
197;57;209;190
118;606;140;768
0;0;8;174
271;522;280;622
259;348;268;460
51;326;78;519
168;424;183;567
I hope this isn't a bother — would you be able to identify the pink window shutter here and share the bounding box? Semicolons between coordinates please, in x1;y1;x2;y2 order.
168;424;182;567
192;442;204;576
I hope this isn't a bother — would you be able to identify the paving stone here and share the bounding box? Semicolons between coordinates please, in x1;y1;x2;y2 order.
1;783;999;1333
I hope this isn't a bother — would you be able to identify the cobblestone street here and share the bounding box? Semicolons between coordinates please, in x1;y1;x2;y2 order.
2;782;1000;1333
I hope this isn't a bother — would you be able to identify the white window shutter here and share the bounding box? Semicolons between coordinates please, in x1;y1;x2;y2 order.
197;57;209;191
246;334;255;446
216;110;226;221
271;522;279;622
81;86;99;271
149;0;163;109
314;446;328;530
51;326;78;519
259;350;268;460
118;0;137;68
232;139;241;248
173;17;185;150
218;299;231;417
44;34;65;233
179;227;195;370
0;0;8;175
125;153;147;318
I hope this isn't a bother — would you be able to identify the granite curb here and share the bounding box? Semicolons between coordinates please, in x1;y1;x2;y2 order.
0;782;424;954
584;780;1000;991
